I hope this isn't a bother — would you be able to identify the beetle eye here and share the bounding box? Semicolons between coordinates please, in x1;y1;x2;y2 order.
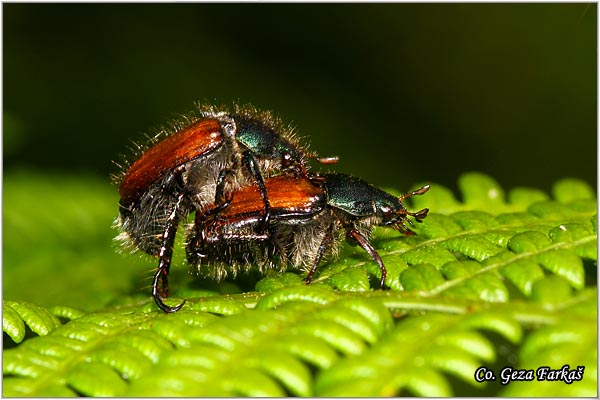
380;205;393;216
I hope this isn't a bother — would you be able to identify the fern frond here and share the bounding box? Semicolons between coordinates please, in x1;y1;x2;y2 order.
313;310;520;396
501;289;597;396
3;301;62;343
3;172;596;396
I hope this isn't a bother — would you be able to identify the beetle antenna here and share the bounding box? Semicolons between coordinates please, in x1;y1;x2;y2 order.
315;155;339;164
399;184;430;201
410;208;429;222
397;207;429;221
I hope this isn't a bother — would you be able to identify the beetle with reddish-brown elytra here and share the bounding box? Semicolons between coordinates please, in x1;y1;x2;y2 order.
114;104;337;312
186;173;429;289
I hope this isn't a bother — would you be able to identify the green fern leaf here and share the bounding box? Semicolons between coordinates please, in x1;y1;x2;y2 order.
501;291;597;396
3;301;61;343
313;310;520;396
3;171;596;396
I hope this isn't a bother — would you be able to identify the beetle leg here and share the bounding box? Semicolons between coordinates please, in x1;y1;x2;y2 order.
152;192;186;313
214;168;235;207
348;229;387;288
197;193;233;231
186;191;236;266
305;226;334;284
242;151;271;229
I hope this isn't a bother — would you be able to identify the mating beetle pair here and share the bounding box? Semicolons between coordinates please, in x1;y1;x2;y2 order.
115;103;429;312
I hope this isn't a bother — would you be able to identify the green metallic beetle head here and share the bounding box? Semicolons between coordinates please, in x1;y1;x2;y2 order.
322;173;430;232
235;115;304;168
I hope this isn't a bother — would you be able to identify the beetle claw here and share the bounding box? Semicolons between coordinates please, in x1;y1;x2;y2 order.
152;267;186;313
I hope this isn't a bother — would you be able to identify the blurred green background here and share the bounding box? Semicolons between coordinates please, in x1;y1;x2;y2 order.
4;3;596;189
3;3;597;308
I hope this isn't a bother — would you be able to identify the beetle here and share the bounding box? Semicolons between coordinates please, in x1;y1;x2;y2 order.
186;173;430;292
114;104;337;312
